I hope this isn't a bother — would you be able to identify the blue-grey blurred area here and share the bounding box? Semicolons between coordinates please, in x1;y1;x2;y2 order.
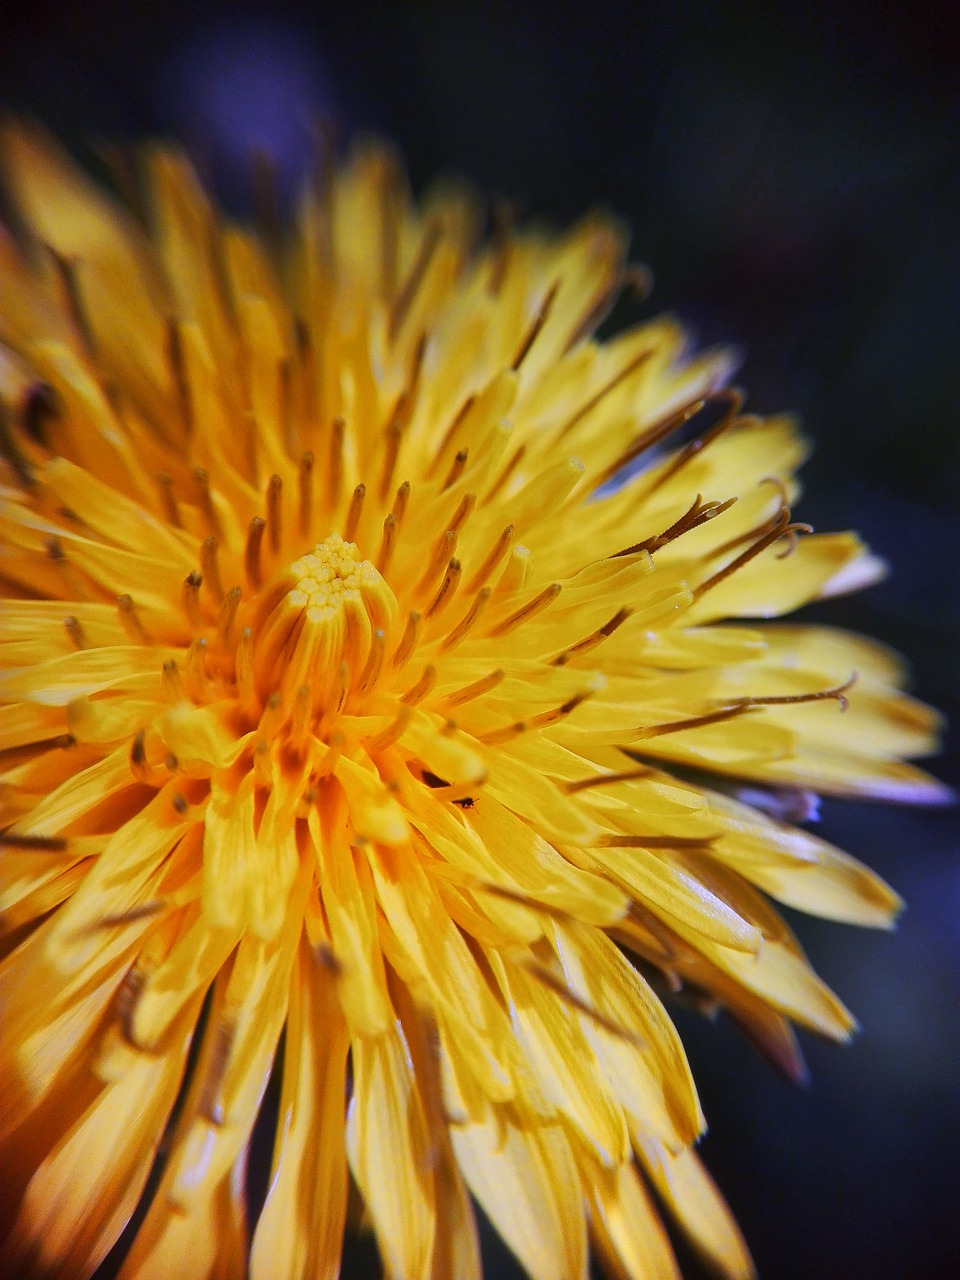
2;1;958;1277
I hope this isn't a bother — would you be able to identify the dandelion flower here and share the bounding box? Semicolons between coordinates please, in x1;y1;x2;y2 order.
0;125;948;1280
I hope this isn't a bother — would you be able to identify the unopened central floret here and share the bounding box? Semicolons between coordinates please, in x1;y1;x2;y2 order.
287;535;382;623
252;533;397;721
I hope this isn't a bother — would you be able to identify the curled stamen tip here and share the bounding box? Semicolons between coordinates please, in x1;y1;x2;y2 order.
776;521;814;559
760;475;789;500
838;671;858;711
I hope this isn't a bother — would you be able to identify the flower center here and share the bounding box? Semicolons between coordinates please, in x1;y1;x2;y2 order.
253;534;397;722
287;535;384;630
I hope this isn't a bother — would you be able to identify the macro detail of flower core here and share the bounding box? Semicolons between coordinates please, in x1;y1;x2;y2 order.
0;125;947;1280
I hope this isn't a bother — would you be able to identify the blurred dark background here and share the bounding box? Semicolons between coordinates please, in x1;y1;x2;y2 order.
2;1;958;1277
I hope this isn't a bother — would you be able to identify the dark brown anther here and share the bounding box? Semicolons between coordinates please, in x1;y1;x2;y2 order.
296;317;318;420
198;1015;237;1126
487;196;514;296
155;471;182;528
442;448;469;492
378;422;404;503
96;142;149;226
598;833;719;849
47;246;96;358
377;513;399;576
630;704;753;740
465;523;515;593
182;570;203;629
426;394;475;480
643;391;744;496
63;615;86;649
162;659;186;705
328;416;345;509
552;605;631;665
390;611;422;671
563;764;654;794
448;492;477;535
563;262;653;354
401;663;437;707
381;333;426;478
426;559;461;619
555;345;655;443
692;508;795;600
511;280;560;372
389;220;441;342
165;318;193;435
392;479;411;524
731;672;858;714
117;593;149;644
277;355;294;456
193;466;223;539
488;582;561;638
216;585;243;648
483;444;526;505
200;536;225;604
613;494;738;559
483;686;596;744
266;473;283;555
344;483;366;543
519;956;647;1047
775;522;814;559
117;965;147;1043
0;831;69;852
418;528;458;595
440;587;492;652
298;450;314;536
245;516;266;590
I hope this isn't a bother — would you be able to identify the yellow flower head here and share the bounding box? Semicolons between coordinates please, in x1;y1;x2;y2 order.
0;126;947;1280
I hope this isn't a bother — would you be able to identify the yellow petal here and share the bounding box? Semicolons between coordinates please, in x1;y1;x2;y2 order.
584;1156;681;1280
250;943;349;1280
488;950;630;1165
346;1026;436;1280
450;1104;588;1280
368;841;515;1101
1;997;200;1279
636;1138;755;1280
554;921;705;1146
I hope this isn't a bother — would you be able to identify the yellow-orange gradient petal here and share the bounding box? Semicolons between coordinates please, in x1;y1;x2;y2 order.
0;123;948;1280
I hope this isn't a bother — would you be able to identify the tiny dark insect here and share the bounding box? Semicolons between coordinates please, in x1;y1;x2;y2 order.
422;769;476;809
